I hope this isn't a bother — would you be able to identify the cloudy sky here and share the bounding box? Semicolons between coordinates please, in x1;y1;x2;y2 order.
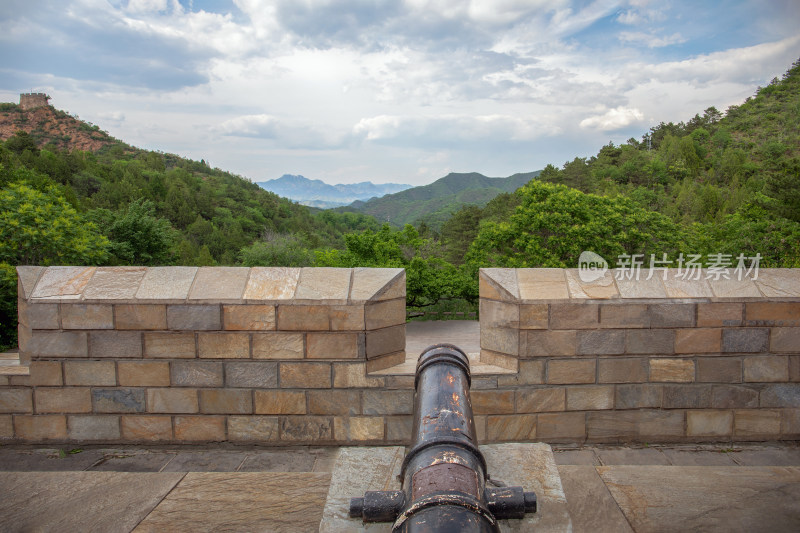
1;1;798;186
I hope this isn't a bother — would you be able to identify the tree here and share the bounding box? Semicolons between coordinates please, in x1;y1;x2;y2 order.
106;199;176;265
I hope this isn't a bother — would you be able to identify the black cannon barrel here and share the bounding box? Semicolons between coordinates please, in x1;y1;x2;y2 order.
349;344;536;532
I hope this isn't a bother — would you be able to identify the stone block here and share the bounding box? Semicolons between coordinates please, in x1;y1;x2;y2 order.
771;328;800;353
365;299;404;330
199;389;252;414
469;390;514;414
0;389;32;413
89;331;142;358
649;303;695;328
167;305;221;330
362;390;413;415
578;330;625;355
117;361;170;387
280;362;331;388
9;376;30;387
565;269;619;299
334;416;384;441
188;267;248;302
134;266;196;301
523;330;576;357
479;349;518;371
308;390;360;415
330;305;366;331
519;304;548;329
675;328;721;354
28;331;87;358
64;361;116;386
711;385;759;408
82;266;146;300
480;268;519;301
662;270;713;298
0;415;12;438
115;305;167;330
280;416;332;441
227;416;279;441
599;304;649;328
497;360;545;386
566;386;614;410
550;303;598;329
276;305;329;331
296;267;352;302
734;409;781;438
254;390;306;415
792;356;800;382
745;302;800;326
649;359;694;382
243;267;300;301
759;384;800;407
615;384;662;409
252;332;304;359
472;377;498;390
121;415;172;441
14;415;67;440
475;415;487;442
173;416;225;441
30;266;95;300
537;412;586;440
722;328;769;353
480;326;518;356
25;304;59;329
516;388;565;413
385;375;415;389
93;388;146;413
223;304;276;331
598;358;648;383
28;361;62;386
17;265;44;300
68;415;120;440
626;329;675;355
743;355;789;382
365;351;404;373
171;361;223;387
307;333;361;359
365;325;405;358
225;361;278;388
586;410;684;441
147;388;199;413
686;410;733;437
198;332;250;359
486;414;536;441
782;409;800;436
351;268;405;301
754;268;800;297
36;388;91;413
615;273;667;298
517;268;568;300
386;416;413;442
697;357;742;383
332;363;384;388
480;299;519;329
662;384;712;408
697;302;743;327
547;359;596;384
708;276;761;298
144;332;196;359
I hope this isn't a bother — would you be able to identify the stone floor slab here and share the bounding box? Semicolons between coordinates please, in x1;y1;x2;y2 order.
161;451;248;472
558;465;633;533
595;447;671;466
726;445;800;466
0;448;105;471
135;472;330;533
553;448;600;465
239;449;317;472
0;471;183;533
90;450;177;472
660;446;739;466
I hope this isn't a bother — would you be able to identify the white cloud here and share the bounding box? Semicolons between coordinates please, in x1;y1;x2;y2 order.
619;31;685;48
580;106;644;131
216;114;349;149
125;0;168;14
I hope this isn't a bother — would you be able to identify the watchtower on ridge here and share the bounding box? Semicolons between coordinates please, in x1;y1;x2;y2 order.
19;93;51;110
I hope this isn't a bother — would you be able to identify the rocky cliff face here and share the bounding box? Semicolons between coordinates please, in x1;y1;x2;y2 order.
0;104;119;152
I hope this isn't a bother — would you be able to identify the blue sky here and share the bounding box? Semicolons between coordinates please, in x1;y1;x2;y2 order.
1;0;798;186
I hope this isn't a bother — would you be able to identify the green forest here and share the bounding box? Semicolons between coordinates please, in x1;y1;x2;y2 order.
1;59;799;350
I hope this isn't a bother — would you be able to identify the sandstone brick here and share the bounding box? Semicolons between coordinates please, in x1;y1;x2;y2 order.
334;416;384;442
365;353;407;373
26;304;59;329
200;389;252;414
547;359;595;384
0;415;13;439
227;416;279;441
711;385;759;408
82;266;147;300
117;361;170;387
480;269;520;301
782;409;800;436
351;267;405;302
587;410;684;441
598;358;648;383
93;388;146;413
68;415;120;440
524;330;577;357
480;299;519;329
121;415;172;441
171;361;223;387
115;304;167;330
0;389;32;413
365;325;405;358
566;269;619;299
225;361;278;388
497;360;545;386
28;331;87;358
280;416;332;441
385;375;415;389
295;267;351;302
697;303;743;327
243;267;300;301
675;328;722;354
167;305;221;330
470;390;514;414
9;375;30;387
519;304;548;329
187;267;248;302
734;409;781;438
89;331;142;358
31;265;95;299
743;355;789;382
550;303;598;329
537;412;585;440
472;377;498;390
308;390;360;415
760;384;800;408
173;416;225;441
687;410;733;437
480;327;518;356
36;388;91;413
252;332;304;359
566;386;614;410
771;328;800;353
280;362;331;388
487;414;536;441
745;302;800;326
330;305;366;331
649;359;694;382
578;330;625;355
697;357;742;383
147;388;199;413
516;388;565;413
223;304;276;331
600;304;649;328
475;415;487;442
722;328;769;353
28;361;62;386
615;384;662;409
363;390;414;415
626;329;674;355
144;332;196;359
792;356;800;382
365;299;404;330
478;350;517;371
662;384;712;408
198;332;250;359
135;266;196;301
64;361;116;386
277;305;330;331
14;415;67;440
517;268;567;300
61;304;114;329
307;332;361;359
333;363;385;388
254;390;306;414
649;303;695;328
386;416;413;442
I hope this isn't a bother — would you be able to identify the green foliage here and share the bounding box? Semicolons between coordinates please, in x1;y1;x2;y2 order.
239;233;315;267
0;262;17;350
103;199;177;265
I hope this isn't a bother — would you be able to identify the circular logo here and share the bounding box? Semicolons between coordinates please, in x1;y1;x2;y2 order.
578;251;608;282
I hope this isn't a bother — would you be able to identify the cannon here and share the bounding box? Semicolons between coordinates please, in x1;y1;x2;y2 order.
349;344;537;532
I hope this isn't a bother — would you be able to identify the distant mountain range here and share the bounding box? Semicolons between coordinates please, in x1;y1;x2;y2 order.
255;174;412;208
